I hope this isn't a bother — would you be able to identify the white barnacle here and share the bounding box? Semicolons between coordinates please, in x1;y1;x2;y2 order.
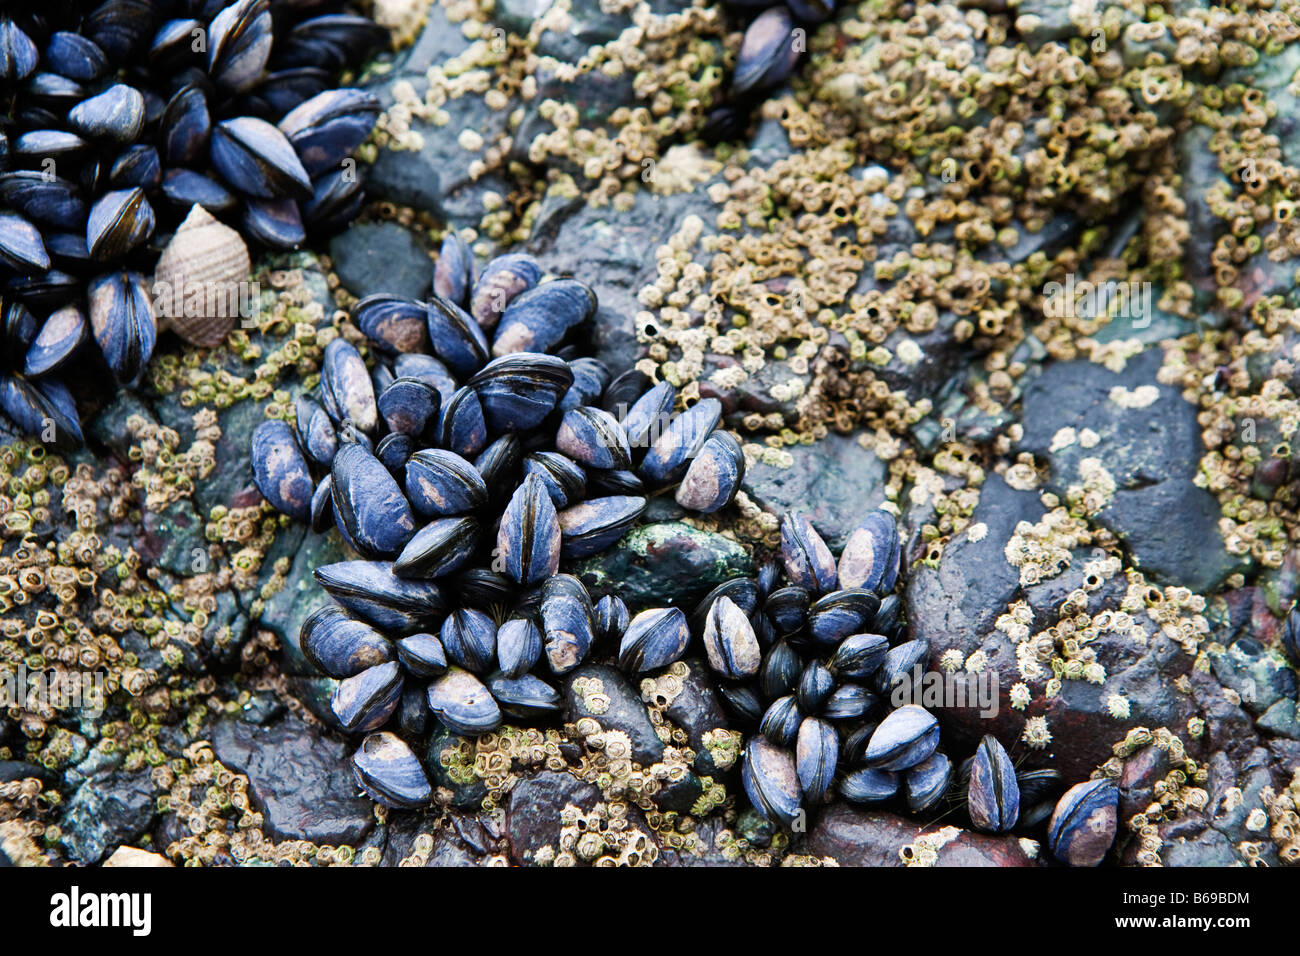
1022;715;1053;748
1009;682;1031;710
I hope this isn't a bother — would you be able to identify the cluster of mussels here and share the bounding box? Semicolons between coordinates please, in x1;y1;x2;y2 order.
704;0;834;143
257;266;1118;865
250;240;748;793
711;511;1117;867
0;0;383;445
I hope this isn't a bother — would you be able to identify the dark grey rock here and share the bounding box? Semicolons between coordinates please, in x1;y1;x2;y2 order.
701;354;806;428
426;727;489;810
1020;348;1243;592
202;589;249;668
329;222;431;301
660;658;732;776
398;2;477;74
137;499;206;577
209;715;373;845
905;472;1207;780
905;473;1038;651
88;391;156;463
365;76;512;230
1210;637;1298;717
506;769;602;864
653;770;704;814
1258;698;1300;739
61;770;156;864
494;0;555;36
741;432;888;550
564;664;664;764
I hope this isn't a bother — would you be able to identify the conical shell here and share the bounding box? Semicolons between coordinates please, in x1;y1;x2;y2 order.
152;205;251;347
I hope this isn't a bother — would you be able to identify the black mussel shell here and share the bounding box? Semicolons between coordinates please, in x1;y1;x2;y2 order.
968;735;1020;834
470;252;540;332
795;716;837;804
251;419;314;521
395;632;449;679
618;607;690;674
300;604;394;679
742;737;802;828
497;473;561;586
863;705;939;772
315;560;447;633
496;617;543;679
702;595;762;680
351;732;431;809
393;515;480;580
331;660;403;733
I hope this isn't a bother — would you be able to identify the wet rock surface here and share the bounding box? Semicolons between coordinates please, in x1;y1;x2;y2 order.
574;522;753;608
60;771;157;865
743;434;889;551
330;223;432;301
802;806;1042;867
209;716;374;845
1020;348;1242;593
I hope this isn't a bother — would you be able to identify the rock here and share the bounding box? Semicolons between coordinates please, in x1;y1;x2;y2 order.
511;64;635;168
88;391;156;463
1020;348;1243;592
506;770;602;864
653;771;705;815
564;664;664;764
61;771;157;864
661;658;729;749
103;846;173;867
260;527;351;676
535;0;634;63
0;760;59;786
1210;637;1298;717
202;589;250;668
397;2;476;75
136;499;206;577
906;472;1205;780
657;814;753;866
741;432;889;550
660;658;733;776
493;0;555;36
192;397;271;516
801;805;1042;866
365;71;513;229
573;522;752;609
1010;0;1077;49
329;222;431;301
209;715;374;845
700;355;807;428
906;473;1038;650
426;825;487;866
1157;823;1242;866
425;727;489;810
1258;698;1300;739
